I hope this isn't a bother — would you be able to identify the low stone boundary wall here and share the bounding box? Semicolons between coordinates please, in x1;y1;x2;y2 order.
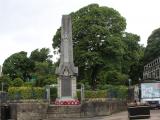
81;100;127;117
9;102;48;120
8;100;127;120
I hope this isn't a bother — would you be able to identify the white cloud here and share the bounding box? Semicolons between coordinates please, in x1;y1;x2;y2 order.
1;0;160;65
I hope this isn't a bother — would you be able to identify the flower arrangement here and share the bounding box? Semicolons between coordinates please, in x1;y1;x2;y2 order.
55;99;80;105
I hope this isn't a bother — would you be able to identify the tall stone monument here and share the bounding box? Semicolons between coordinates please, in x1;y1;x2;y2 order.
55;15;79;105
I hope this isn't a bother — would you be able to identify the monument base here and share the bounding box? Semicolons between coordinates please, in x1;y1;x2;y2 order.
55;98;80;105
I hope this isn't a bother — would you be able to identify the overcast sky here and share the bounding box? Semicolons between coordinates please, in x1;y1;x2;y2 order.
0;0;160;65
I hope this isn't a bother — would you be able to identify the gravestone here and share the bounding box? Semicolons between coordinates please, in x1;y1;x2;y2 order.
55;15;78;105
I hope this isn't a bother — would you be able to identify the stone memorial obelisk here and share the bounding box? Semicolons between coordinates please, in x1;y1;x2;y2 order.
55;15;79;105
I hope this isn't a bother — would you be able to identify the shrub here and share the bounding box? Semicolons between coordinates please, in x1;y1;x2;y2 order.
0;75;12;91
50;87;57;101
106;85;128;99
12;78;24;87
23;82;33;87
77;85;127;100
77;90;81;100
77;90;107;99
8;87;45;100
85;90;107;98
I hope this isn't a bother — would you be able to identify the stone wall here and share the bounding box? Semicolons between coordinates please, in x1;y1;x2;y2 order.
46;100;127;119
80;100;127;117
9;102;48;120
8;100;127;120
0;92;8;120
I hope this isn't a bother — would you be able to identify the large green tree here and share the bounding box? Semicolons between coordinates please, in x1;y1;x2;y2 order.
52;4;143;89
2;51;34;80
143;28;160;64
29;48;56;86
30;48;53;63
33;62;56;87
2;48;56;87
122;33;145;83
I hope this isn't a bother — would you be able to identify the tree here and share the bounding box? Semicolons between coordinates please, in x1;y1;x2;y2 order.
0;75;12;91
2;48;56;87
52;4;143;89
121;32;145;82
143;28;160;64
34;62;56;87
2;51;34;80
12;77;24;87
30;48;53;63
29;48;56;87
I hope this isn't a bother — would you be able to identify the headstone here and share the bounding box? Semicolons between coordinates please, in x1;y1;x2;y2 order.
55;15;78;105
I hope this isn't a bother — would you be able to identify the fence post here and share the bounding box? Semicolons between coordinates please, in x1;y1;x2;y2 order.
45;85;50;104
81;83;84;104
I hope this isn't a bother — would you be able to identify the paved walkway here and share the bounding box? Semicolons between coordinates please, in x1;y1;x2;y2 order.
102;110;160;120
66;110;160;120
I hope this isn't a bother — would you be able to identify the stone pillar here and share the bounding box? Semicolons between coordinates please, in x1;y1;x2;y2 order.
45;86;50;103
55;15;79;105
71;76;77;98
57;77;61;98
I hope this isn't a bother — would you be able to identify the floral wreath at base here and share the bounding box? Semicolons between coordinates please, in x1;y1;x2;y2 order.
55;99;80;105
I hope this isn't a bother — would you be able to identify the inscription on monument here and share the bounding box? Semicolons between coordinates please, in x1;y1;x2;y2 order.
61;76;72;97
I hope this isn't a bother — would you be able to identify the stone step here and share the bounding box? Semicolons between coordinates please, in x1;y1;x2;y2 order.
46;105;82;119
47;113;81;118
47;105;81;114
43;118;81;120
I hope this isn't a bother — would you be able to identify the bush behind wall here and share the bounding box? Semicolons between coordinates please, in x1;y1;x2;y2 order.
8;87;45;100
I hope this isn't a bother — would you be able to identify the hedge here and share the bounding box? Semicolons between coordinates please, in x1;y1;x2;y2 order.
8;87;45;100
8;85;127;100
84;90;107;98
77;85;128;100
